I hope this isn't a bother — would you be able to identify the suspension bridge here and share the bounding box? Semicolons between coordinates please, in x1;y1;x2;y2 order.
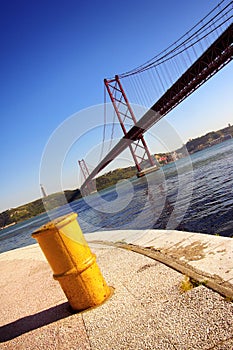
79;0;233;195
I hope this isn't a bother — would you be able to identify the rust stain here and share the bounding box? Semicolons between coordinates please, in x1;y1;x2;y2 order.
161;241;209;261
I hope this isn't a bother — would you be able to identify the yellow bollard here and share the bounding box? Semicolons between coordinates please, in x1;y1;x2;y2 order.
32;212;111;311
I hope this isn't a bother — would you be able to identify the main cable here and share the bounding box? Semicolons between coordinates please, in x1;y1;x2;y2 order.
115;0;232;79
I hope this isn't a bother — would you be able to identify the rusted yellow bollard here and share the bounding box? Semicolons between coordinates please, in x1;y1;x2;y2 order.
32;212;110;311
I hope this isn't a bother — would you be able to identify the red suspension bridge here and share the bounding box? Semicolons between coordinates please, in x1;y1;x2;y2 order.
79;0;233;194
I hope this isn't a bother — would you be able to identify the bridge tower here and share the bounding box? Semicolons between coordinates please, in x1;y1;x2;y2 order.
78;159;96;195
104;75;158;176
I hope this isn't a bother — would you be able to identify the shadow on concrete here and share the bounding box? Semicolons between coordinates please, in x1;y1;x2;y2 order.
0;302;72;342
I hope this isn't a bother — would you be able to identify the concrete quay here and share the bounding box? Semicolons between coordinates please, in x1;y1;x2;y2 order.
0;229;232;349
86;229;233;299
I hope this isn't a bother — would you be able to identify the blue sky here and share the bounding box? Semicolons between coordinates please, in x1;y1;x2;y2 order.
0;0;232;212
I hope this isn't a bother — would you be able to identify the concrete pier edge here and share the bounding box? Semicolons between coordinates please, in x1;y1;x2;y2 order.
86;229;233;299
91;241;233;299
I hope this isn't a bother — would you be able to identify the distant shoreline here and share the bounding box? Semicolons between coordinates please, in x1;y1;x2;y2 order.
0;222;16;230
0;124;232;229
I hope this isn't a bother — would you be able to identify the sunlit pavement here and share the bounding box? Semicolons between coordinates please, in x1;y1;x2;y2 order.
0;230;232;349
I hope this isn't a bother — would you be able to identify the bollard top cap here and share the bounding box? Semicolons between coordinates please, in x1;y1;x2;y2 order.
51;212;78;229
32;212;78;236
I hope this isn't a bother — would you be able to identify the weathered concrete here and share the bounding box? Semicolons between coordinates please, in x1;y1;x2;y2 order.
0;244;91;349
86;229;233;296
0;229;233;349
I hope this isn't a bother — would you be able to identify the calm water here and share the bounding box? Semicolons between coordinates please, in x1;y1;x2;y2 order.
1;139;232;253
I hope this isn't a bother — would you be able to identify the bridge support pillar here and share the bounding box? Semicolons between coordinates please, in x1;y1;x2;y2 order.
78;159;96;196
104;75;158;176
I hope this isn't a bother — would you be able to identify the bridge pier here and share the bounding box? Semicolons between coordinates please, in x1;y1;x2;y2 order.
78;159;97;196
104;75;159;175
137;164;160;177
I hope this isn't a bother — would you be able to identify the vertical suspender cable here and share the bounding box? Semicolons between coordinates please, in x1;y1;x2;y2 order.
98;84;107;162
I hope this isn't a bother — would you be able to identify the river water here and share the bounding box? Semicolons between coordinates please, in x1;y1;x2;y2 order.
1;139;232;253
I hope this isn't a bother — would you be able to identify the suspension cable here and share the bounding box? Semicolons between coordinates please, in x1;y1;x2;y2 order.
113;0;232;79
98;84;107;162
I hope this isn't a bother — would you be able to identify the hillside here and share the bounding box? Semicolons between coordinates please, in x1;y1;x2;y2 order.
0;167;136;229
156;124;232;164
96;166;136;191
184;124;233;154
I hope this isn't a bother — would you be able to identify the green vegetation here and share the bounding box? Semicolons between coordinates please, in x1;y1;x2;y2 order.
178;124;233;155
180;276;194;292
180;275;207;293
155;124;232;164
96;166;136;191
0;167;136;228
0;190;82;229
0;198;44;228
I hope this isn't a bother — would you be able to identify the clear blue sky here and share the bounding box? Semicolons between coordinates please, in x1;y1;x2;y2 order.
1;0;232;212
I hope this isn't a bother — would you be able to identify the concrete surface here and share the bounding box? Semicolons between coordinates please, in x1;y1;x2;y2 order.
86;229;233;297
0;229;233;349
